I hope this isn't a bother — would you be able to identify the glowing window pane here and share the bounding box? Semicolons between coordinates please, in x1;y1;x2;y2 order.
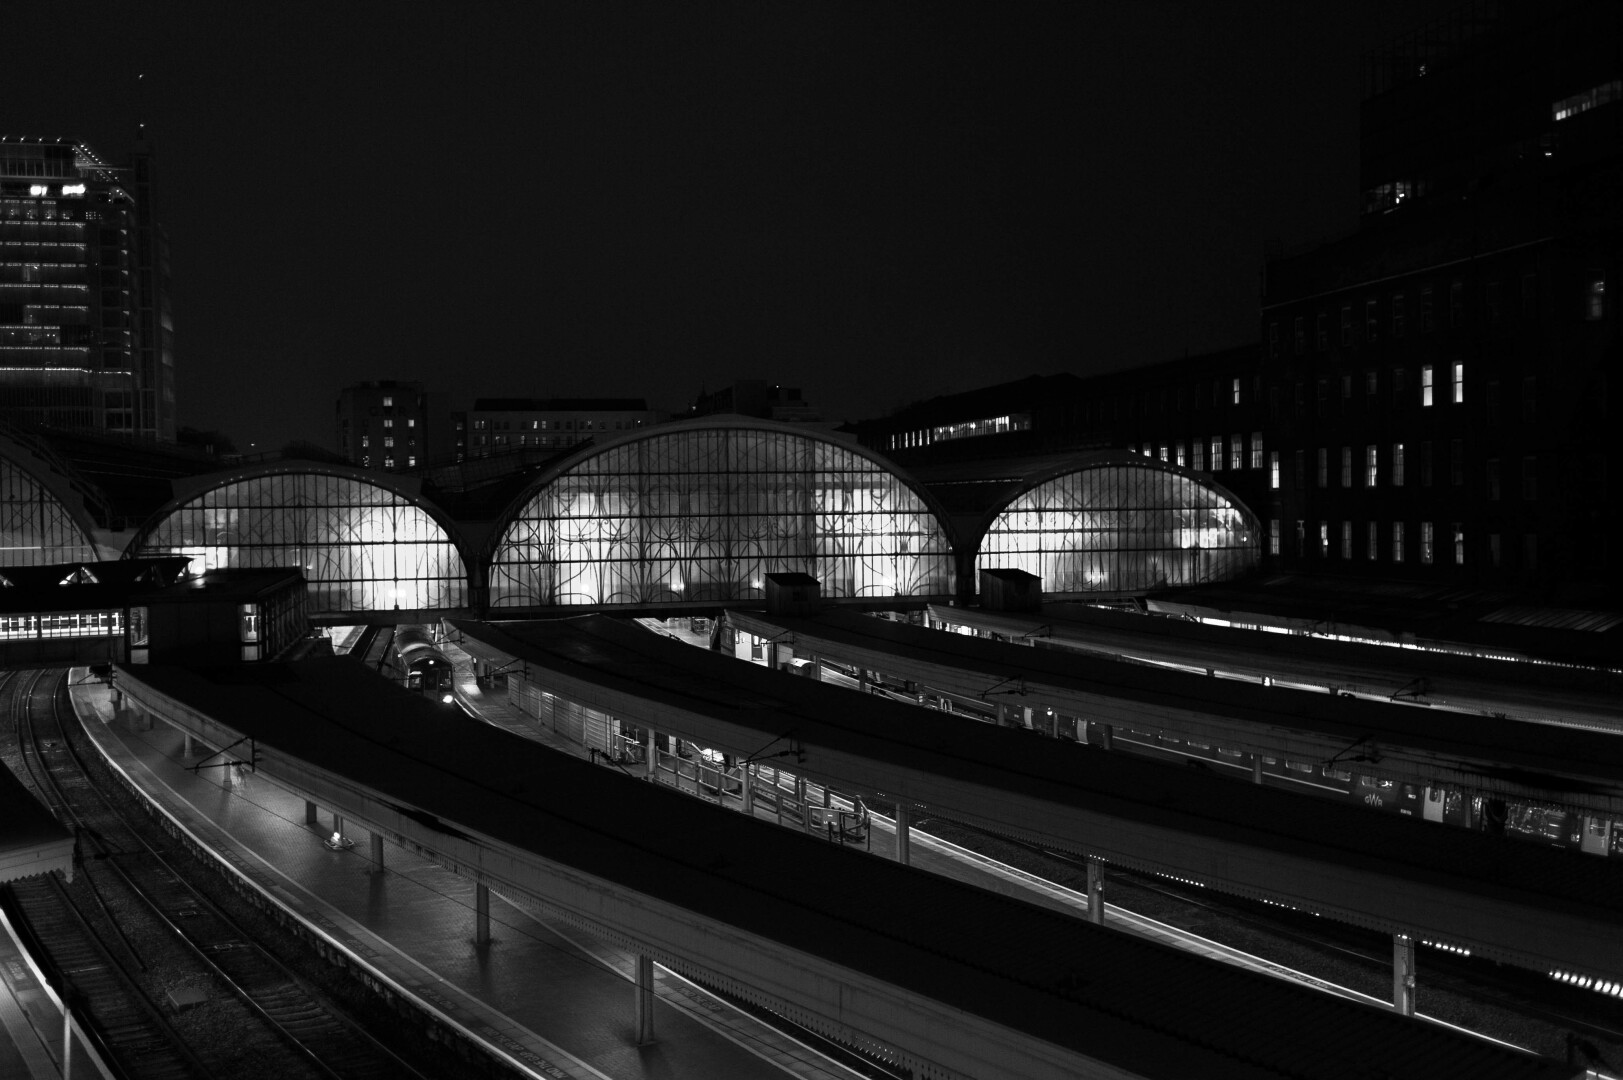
134;471;467;614
976;461;1260;595
489;426;955;606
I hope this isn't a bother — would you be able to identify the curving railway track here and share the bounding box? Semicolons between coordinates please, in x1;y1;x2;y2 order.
0;668;443;1080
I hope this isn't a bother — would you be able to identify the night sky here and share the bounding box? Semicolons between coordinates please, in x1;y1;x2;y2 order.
10;2;1452;452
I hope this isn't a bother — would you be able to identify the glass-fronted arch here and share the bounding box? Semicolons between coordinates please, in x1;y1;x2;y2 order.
0;441;98;565
130;467;470;614
976;457;1259;595
489;421;955;607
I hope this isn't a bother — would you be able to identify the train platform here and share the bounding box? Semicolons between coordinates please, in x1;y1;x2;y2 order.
0;906;67;1080
66;672;869;1080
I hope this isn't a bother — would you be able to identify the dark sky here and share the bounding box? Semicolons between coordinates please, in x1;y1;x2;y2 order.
9;2;1450;451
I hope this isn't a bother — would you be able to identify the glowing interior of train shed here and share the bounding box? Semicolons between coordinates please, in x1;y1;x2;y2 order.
0;420;1261;621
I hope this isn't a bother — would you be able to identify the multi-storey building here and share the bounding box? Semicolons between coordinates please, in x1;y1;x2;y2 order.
0;136;175;441
1261;0;1621;598
335;381;449;471
457;398;662;459
687;381;821;423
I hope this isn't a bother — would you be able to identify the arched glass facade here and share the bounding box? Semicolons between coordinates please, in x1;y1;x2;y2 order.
489;426;954;607
978;464;1258;594
134;471;468;614
0;454;96;565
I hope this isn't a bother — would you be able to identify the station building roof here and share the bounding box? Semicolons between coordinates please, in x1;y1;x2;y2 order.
0;558;300;614
0;556;190;613
119;655;1579;1080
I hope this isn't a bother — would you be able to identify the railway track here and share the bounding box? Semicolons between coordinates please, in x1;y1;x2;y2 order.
2;668;436;1080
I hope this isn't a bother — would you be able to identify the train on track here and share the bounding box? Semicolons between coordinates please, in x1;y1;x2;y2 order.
1093;721;1623;858
386;626;457;704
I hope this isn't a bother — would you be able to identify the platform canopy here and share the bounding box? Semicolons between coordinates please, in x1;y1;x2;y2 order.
486;419;956;608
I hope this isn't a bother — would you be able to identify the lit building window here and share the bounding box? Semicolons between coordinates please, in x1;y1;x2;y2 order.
1552;79;1623;122
1158;445;1169;462
1229;434;1242;470
1587;272;1606;320
1421;365;1434;406
382;395;394;407
383;418;393;429
1269;519;1280;555
1318;521;1329;558
929;413;1031;443
1454;523;1465;565
1392;521;1405;563
1193;440;1205;472
1250;433;1263;470
1452;362;1464;403
1176;442;1186;468
1231;378;1241;405
1269;451;1279;490
1210;436;1222;470
1367;522;1378;560
1392;443;1404;487
1340;447;1351;488
1420;522;1434;565
1366;445;1378;487
1340;521;1352;560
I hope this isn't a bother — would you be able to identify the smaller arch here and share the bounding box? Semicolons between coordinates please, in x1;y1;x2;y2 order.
971;453;1260;597
126;462;475;616
0;433;100;565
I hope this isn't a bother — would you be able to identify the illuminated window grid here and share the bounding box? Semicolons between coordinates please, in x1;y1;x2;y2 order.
977;465;1259;595
489;428;955;607
136;472;468;614
0;611;123;639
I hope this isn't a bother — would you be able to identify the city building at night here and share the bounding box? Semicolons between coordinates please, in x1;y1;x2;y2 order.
1260;0;1621;599
687;380;822;423
335;380;452;471
0;136;175;441
455;397;662;459
852;0;1623;603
